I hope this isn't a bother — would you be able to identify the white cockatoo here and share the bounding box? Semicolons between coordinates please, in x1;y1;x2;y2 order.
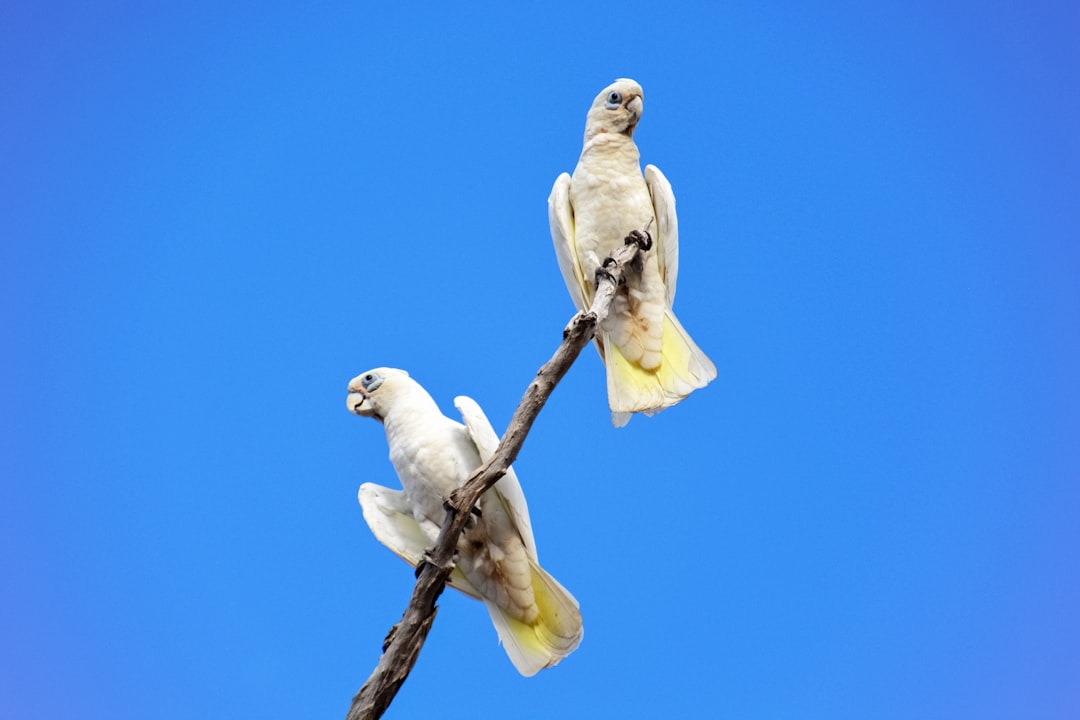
346;368;583;676
549;78;717;427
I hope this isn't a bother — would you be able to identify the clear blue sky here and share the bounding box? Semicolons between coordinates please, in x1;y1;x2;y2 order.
3;2;1078;718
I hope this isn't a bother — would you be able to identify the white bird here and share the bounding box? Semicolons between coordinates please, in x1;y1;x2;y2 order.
346;368;583;676
549;78;717;427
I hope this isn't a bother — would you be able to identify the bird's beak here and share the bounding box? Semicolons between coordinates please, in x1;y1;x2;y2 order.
347;387;377;418
347;390;366;415
625;95;643;135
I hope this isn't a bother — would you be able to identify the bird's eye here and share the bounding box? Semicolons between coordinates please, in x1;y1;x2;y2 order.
605;90;622;110
361;372;383;392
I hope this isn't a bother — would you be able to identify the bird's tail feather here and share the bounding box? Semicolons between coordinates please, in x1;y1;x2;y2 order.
484;561;583;676
605;309;717;426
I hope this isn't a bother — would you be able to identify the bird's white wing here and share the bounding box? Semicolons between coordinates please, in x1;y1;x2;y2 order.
548;172;589;310
358;482;482;599
453;395;538;561
645;164;679;307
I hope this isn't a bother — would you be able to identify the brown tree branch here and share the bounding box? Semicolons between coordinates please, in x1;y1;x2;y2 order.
345;236;648;720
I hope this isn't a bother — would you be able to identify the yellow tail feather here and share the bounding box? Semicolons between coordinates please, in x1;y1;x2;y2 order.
484;561;583;676
604;310;716;422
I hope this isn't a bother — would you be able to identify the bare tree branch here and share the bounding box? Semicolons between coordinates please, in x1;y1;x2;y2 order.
345;235;649;720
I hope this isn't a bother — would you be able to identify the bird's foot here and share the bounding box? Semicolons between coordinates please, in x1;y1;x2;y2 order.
443;497;482;518
624;229;653;252
443;497;481;529
595;257;623;288
415;549;455;578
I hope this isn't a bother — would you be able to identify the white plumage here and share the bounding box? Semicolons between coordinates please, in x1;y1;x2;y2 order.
549;78;717;426
347;368;583;675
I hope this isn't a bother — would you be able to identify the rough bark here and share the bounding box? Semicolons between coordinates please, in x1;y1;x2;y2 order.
345;237;647;720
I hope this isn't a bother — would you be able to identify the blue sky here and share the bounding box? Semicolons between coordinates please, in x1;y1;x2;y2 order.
3;2;1078;718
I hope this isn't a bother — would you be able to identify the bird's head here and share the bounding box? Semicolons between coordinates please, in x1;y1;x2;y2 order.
346;367;412;423
584;78;644;141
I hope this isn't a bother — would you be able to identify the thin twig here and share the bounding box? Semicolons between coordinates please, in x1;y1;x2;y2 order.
345;238;646;720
